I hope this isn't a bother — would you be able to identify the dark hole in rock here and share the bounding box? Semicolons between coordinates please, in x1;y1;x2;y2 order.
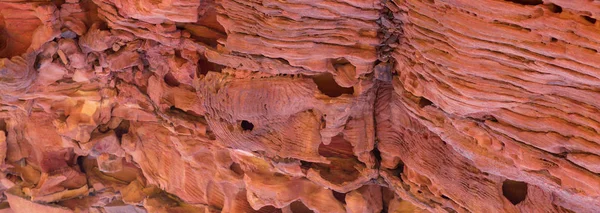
77;156;87;174
174;49;182;58
197;55;222;76
372;147;382;163
547;3;562;13
33;54;42;69
441;195;450;200
333;191;347;204
502;179;528;205
114;120;130;140
483;115;498;122
583;16;597;24
300;161;312;171
0;24;6;53
230;162;244;176
164;72;180;87
418;97;433;108
257;205;281;213
312;73;354;97
381;186;395;211
390;160;405;177
320;115;327;129
505;0;542;5
51;0;65;9
318;134;354;158
241;120;254;131
550;37;558;42
5;173;21;184
290;201;313;213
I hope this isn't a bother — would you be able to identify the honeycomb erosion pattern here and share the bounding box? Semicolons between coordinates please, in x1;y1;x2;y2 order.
0;0;599;212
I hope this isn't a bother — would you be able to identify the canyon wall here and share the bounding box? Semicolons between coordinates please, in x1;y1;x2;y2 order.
0;0;599;212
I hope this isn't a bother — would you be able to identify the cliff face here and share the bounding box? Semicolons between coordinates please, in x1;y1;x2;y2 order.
0;0;599;212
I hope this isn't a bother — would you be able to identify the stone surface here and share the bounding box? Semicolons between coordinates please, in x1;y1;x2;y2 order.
0;0;598;212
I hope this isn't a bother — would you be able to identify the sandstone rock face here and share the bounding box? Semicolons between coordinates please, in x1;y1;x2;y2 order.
0;0;599;212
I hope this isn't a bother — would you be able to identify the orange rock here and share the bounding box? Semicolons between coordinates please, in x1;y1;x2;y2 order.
0;0;599;212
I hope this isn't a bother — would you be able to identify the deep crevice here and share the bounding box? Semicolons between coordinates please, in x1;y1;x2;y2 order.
582;16;597;24
504;0;542;5
502;179;528;205
197;54;223;76
76;156;87;174
381;186;395;213
114;120;130;141
372;147;382;165
418;97;433;108
300;160;312;174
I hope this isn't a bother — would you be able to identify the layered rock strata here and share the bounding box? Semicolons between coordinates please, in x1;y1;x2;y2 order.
0;0;598;212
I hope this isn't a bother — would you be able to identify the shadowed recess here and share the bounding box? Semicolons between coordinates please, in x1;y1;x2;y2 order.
502;179;528;205
505;0;542;5
332;191;346;204
418;97;433;108
318;134;354;158
164;72;180;87
290;201;313;213
546;3;562;13
311;73;354;97
241;120;254;131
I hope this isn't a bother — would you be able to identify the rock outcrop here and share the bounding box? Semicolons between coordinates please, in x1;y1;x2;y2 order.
0;0;599;212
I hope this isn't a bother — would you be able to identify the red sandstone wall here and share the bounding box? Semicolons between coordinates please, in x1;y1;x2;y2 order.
0;0;598;212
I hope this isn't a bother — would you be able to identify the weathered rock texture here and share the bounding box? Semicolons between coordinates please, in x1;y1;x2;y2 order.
0;0;599;212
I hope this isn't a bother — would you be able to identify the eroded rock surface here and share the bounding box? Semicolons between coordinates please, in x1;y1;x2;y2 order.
0;0;598;212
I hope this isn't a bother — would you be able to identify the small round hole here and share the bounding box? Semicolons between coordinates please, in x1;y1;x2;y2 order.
241;120;254;131
547;3;562;13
